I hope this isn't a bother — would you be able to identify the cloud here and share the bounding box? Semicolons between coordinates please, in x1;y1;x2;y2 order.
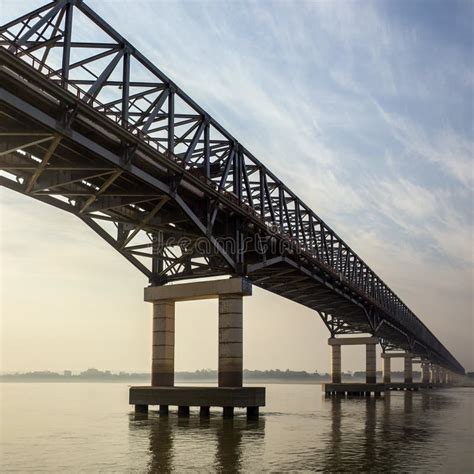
364;175;473;267
373;178;438;220
373;101;474;188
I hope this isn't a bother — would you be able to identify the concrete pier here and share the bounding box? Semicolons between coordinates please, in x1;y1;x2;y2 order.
366;342;377;384
383;355;391;383
130;277;265;417
152;301;175;387
404;354;413;384
421;361;430;384
331;344;342;383
328;336;378;392
218;295;243;387
431;365;439;384
411;358;422;382
326;349;454;396
381;352;414;384
440;367;446;385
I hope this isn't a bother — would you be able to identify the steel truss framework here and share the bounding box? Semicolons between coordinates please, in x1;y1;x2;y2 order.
0;0;464;374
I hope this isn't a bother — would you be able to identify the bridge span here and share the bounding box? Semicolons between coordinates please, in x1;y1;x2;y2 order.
0;0;464;414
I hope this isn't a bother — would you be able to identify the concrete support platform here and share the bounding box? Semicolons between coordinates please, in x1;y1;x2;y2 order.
323;382;448;396
323;383;385;396
130;386;265;416
384;382;425;391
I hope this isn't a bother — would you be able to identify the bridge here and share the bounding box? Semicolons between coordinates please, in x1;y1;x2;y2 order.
0;0;464;415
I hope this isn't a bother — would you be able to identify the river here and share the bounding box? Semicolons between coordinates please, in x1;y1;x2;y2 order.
1;382;473;472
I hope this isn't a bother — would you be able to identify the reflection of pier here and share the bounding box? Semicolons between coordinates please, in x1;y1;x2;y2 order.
320;390;456;472
147;415;174;472
129;412;265;471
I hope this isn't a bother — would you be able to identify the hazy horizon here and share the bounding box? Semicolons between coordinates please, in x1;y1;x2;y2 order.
0;367;424;375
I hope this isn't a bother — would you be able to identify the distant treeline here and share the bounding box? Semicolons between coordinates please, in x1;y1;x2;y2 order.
0;367;421;382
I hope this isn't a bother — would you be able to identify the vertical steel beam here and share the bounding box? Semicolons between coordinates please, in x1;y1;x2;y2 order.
61;2;73;85
168;90;175;154
263;174;275;223
122;50;130;128
259;169;264;217
232;145;242;200
278;186;284;231
295;201;300;241
204;121;210;179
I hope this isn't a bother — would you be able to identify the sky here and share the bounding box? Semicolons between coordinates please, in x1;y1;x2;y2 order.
1;0;473;374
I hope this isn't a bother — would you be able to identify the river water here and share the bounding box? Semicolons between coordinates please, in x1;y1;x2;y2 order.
1;382;473;472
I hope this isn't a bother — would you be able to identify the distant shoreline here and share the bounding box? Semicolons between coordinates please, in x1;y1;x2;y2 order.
0;368;424;384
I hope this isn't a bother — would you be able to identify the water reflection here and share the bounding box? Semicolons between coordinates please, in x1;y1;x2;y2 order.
214;418;247;473
128;390;458;472
129;410;265;472
362;398;376;471
148;415;174;472
321;390;456;472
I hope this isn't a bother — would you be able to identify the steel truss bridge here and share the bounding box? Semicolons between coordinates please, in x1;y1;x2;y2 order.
0;0;464;375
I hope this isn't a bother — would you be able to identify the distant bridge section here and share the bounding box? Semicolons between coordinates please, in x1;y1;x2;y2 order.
0;0;464;374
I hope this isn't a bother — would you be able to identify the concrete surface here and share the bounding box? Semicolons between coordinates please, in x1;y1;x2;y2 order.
130;386;265;408
145;277;252;302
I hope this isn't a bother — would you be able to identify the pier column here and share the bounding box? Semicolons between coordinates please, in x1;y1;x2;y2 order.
152;300;175;387
366;343;377;383
430;365;438;384
328;337;378;384
331;344;342;383
218;294;243;387
436;366;441;384
441;368;447;384
421;362;430;384
132;278;263;417
404;354;413;384
382;355;391;383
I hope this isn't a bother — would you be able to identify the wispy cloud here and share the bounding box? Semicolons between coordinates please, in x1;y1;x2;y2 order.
373;101;474;188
